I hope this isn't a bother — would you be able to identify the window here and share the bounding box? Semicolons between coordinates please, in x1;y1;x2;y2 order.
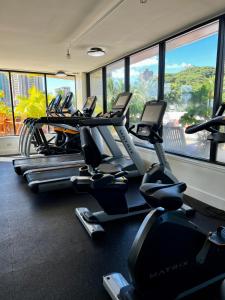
90;69;103;115
106;60;125;111
11;73;46;135
130;46;159;125
0;72;14;136
163;22;219;159
46;75;76;133
46;75;76;105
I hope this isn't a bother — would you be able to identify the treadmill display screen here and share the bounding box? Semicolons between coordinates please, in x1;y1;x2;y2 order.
141;105;162;124
113;95;128;109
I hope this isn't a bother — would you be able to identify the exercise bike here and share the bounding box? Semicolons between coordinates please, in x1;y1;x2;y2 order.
103;105;225;300
73;101;193;238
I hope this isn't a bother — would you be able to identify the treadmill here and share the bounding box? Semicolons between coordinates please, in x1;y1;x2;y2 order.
13;96;97;175
24;92;146;192
19;94;64;157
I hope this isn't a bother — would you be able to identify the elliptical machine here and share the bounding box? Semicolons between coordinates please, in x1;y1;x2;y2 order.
103;105;225;300
74;101;193;237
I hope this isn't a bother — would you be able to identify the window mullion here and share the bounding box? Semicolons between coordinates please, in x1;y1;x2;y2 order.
158;42;165;101
8;72;16;135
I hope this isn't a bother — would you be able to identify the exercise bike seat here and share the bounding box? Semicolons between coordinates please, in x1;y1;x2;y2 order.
97;163;122;174
140;182;186;210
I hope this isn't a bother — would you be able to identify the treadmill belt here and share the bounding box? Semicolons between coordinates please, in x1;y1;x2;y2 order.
13;153;83;175
14;153;82;166
26;166;80;182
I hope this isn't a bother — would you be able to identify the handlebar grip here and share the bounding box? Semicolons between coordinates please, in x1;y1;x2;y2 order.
185;124;202;134
185;117;225;134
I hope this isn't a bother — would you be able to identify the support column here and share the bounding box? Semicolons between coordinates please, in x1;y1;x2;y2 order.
76;72;87;109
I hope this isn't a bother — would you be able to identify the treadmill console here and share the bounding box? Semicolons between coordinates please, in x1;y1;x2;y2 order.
61;92;74;110
83;96;97;115
52;95;62;112
110;92;132;117
137;101;167;140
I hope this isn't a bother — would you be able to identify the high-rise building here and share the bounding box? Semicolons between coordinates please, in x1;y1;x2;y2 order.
11;73;44;104
0;72;11;106
55;86;71;97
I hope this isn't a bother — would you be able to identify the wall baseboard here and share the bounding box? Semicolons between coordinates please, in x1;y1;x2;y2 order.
187;185;225;212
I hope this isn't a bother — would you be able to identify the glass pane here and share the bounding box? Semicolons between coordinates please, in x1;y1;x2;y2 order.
11;73;46;135
0;72;14;136
90;69;103;115
46;75;76;105
130;46;159;125
129;47;159;148
164;21;219;159
106;60;125;110
46;75;76;133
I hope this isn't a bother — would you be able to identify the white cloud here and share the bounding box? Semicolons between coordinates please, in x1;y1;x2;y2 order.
130;69;139;77
131;56;158;67
111;68;124;79
110;56;158;79
166;62;192;69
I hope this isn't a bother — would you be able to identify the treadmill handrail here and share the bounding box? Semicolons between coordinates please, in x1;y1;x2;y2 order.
33;115;127;127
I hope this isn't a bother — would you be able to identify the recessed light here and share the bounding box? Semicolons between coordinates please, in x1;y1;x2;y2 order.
87;47;105;57
56;70;67;77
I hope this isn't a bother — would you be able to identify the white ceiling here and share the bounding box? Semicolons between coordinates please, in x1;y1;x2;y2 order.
0;0;225;74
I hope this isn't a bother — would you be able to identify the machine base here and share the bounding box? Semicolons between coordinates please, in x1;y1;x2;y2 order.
75;207;105;238
75;207;150;238
103;273;129;300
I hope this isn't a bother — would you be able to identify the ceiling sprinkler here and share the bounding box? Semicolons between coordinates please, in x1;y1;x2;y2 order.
66;48;71;59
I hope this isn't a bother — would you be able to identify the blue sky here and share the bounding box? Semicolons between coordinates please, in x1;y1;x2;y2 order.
47;77;75;95
111;33;218;80
165;33;218;73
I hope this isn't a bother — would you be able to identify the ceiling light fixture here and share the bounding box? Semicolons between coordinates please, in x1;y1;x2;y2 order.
87;47;105;57
140;0;148;3
56;70;67;77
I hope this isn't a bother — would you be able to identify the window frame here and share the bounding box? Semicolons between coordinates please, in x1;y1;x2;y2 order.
0;70;76;135
86;14;225;167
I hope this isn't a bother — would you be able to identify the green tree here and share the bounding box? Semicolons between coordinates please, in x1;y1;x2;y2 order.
107;77;124;110
0;90;5;99
14;86;46;119
0;101;11;117
0;89;12;117
129;76;157;123
165;66;215;126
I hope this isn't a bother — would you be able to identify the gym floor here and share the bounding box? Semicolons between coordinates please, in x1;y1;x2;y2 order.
0;161;225;300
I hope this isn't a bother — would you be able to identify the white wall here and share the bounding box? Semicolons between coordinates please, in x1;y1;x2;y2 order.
0;136;19;156
117;142;225;211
